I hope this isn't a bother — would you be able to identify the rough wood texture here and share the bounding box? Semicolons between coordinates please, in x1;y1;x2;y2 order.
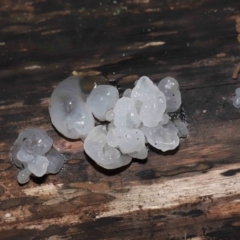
1;0;240;239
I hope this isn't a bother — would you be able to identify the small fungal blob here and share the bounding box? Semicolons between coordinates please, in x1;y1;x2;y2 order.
141;121;179;152
158;76;181;112
131;76;166;127
232;88;240;108
173;119;189;138
84;125;132;169
12;128;64;184
122;88;132;98
113;97;141;129
49;76;95;139
86;85;119;121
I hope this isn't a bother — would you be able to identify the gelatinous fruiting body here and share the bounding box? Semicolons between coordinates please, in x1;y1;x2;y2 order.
158;77;181;112
118;129;146;154
12;128;64;184
86;85;119;121
113;97;141;129
141;121;179;152
173;119;189;138
232;88;240;108
131;76;166;127
49;76;95;139
83;76;186;168
84;125;131;169
49;75;186;170
122;88;132;98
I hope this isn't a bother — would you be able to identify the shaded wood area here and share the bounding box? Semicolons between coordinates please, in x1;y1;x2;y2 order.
1;0;240;239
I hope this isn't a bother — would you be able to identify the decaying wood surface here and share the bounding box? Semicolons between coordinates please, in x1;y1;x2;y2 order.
1;0;240;239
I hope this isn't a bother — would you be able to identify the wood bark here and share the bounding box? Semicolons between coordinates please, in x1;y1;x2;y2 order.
1;0;240;239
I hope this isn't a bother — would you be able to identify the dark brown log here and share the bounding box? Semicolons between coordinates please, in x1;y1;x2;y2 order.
1;0;240;239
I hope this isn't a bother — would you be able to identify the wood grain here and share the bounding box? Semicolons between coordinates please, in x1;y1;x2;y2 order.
1;0;240;239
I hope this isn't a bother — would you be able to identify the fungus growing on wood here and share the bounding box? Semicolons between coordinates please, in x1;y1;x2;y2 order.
49;75;187;169
49;76;95;139
86;85;119;121
157;76;181;112
232;88;240;108
12;128;64;184
84;125;132;169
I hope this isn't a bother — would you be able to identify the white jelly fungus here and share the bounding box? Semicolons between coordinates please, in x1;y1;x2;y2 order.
48;75;187;169
131;76;166;127
49;76;95;139
141;121;179;152
86;85;119;121
84;125;132;169
12;128;64;184
158;76;181;112
232;88;240;108
173;119;189;138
